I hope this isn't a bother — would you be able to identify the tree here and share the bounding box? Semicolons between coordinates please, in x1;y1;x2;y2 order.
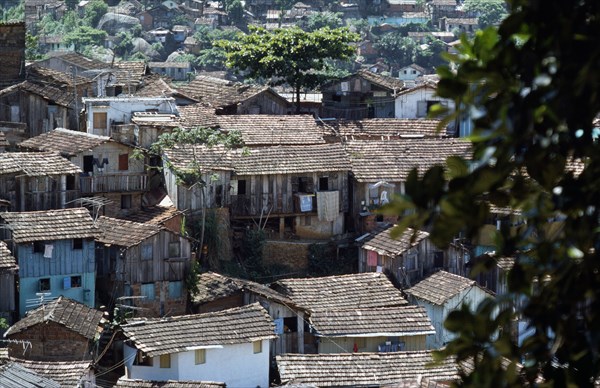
386;0;600;386
413;37;447;70
304;11;344;32
374;32;416;67
223;0;245;24
65;25;107;52
219;26;359;113
84;0;108;28
463;0;508;27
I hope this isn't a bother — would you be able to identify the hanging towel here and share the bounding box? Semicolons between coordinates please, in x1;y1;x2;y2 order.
367;250;378;266
299;194;312;212
44;244;53;258
316;191;339;222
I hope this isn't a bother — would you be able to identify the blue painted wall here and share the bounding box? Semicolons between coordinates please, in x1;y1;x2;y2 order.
17;239;96;317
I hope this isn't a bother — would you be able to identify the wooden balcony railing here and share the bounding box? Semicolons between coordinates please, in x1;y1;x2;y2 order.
79;173;147;193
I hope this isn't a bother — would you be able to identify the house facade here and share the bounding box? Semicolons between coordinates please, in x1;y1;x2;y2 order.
95;216;192;317
121;303;276;387
0;241;18;325
0;208;97;317
394;83;455;119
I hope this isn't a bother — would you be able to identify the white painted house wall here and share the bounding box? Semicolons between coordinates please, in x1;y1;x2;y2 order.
394;87;455;119
414;285;492;349
124;339;271;387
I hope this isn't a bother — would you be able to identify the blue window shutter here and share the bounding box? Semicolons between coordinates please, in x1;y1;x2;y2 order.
63;277;71;290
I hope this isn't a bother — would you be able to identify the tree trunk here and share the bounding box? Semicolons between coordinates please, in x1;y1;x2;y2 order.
295;85;301;114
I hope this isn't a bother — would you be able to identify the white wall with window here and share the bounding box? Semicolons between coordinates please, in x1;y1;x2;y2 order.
124;339;271;387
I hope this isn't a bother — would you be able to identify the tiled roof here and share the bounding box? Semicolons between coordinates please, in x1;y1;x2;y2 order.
192;272;295;307
325;118;445;140
446;18;478;24
133;75;177;97
0;241;18;272
216;115;326;146
356;69;405;92
27;65;90;87
177;103;220;129
273;272;407;312
5;296;105;339
176;76;288;108
309;305;435;337
116;205;183;226
0;131;8;148
49;52;108;71
149;61;191;68
233;143;350;175
0;208;97;243
0;362;60;388
121;303;277;357
362;225;430;257
0;151;82;176
163;144;234;173
406;271;482;305
113;61;148;87
396;83;438;97
115;378;225;388
95;216;163;248
19;128;111;156
0;81;74;107
9;359;92;388
345;138;471;182
430;0;457;6
276;351;460;386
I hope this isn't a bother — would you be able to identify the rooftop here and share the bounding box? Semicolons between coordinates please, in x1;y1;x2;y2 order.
19;128;111;156
0;362;60;388
95;216;163;248
361;225;430;257
0;241;17;272
121;303;276;357
8;359;93;388
0;151;81;177
325;119;445;140
406;271;487;305
115;378;225;388
0;208;97;243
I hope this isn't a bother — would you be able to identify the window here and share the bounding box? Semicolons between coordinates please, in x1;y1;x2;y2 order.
168;242;180;258
73;238;83;250
168;281;183;299
121;194;132;209
33;241;44;253
434;251;444;268
92;112;107;130
83;155;94;174
135;351;153;366
319;177;329;191
71;276;82;288
141;283;155;301
39;278;50;292
355;337;367;349
253;340;262;354
160;354;171;368
237;179;247;195
66;175;75;190
195;349;206;364
141;244;153;260
118;154;129;171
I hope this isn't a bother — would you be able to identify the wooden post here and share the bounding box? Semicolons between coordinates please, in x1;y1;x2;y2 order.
60;175;66;208
279;216;285;239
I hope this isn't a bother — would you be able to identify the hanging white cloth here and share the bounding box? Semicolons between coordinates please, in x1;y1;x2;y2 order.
44;244;53;258
317;191;339;222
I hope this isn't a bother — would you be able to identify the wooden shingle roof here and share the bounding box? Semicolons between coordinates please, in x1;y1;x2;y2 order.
19;128;111;156
177;103;220;129
113;61;148;87
192;272;295;307
216;115;326;146
0;81;74;107
356;69;405;92
406;271;483;305
0;241;17;272
116;205;183;226
273;272;407;312
121;303;277;357
0;208;97;243
163;144;234;173
361;225;430;257
95;216;163;248
49;52;107;71
0;152;81;177
5;296;105;340
326;118;445;140
345;138;471;182
276;351;460;386
115;378;225;388
0;131;8;148
10;359;93;388
309;305;435;337
233;143;350;175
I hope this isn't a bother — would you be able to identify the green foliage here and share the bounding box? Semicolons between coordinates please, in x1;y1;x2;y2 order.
387;0;600;385
308;242;356;276
413;37;447;70
374;32;416;67
65;25;107;52
25;32;43;60
114;31;134;58
1;2;24;22
0;317;7;329
463;0;508;27
65;0;78;11
224;0;244;24
219;26;359;111
240;229;266;281
304;11;344;32
84;0;108;27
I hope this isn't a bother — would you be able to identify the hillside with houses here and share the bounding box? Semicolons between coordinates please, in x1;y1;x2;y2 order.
0;0;578;387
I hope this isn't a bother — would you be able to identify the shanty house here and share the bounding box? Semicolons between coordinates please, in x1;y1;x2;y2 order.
4;296;105;361
272;272;408;353
344;138;471;232
20;128;148;217
321;69;405;120
0;152;81;211
357;225;439;287
94;216;192;317
0;208;97;317
191;272;306;355
0;362;60;388
0;241;18;325
394;83;455;121
405;270;494;349
309;305;435;353
121;303;277;387
6;359;95;387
